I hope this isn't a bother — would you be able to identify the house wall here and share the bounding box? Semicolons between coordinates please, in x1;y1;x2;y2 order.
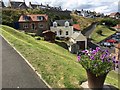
68;44;79;54
50;26;73;38
115;48;120;60
19;21;49;35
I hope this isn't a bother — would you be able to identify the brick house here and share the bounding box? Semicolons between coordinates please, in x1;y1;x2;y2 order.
18;14;49;36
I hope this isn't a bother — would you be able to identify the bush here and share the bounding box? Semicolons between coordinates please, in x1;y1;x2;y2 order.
100;18;118;27
96;30;102;35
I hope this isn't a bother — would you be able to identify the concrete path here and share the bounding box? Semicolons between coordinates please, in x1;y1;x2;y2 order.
1;36;49;88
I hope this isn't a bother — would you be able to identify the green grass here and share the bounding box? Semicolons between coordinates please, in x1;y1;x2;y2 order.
91;25;116;43
0;25;119;89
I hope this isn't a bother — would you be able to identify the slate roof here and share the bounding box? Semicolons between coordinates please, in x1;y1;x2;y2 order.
9;1;28;9
19;14;48;22
29;2;46;9
54;19;73;26
70;32;86;41
109;12;120;16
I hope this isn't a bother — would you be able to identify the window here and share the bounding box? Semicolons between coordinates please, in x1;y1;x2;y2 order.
66;31;68;35
53;21;57;27
59;30;62;35
65;21;69;27
39;24;43;28
32;23;35;30
23;16;30;21
24;23;28;28
37;16;44;21
55;31;57;35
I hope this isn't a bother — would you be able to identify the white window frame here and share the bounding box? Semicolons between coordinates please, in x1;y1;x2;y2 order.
65;21;69;27
53;21;57;27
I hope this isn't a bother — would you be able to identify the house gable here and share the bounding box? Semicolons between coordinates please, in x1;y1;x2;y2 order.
9;1;28;9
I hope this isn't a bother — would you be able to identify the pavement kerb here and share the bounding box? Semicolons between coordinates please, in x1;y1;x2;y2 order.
1;35;52;89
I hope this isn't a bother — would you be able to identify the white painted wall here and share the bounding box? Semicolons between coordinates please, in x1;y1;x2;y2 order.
50;26;73;38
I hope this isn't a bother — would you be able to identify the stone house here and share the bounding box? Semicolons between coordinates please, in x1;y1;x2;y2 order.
18;14;49;36
29;2;62;11
8;0;28;9
68;32;87;54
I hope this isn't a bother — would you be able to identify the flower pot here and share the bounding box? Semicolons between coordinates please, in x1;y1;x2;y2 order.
86;70;108;89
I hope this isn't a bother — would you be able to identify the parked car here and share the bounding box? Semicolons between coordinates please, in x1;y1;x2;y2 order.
100;42;114;48
116;33;120;36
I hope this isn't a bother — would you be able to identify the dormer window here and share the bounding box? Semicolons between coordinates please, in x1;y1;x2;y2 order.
65;21;69;27
37;16;44;21
23;16;30;21
53;21;57;27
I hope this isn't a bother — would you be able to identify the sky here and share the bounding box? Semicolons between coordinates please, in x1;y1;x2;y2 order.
2;0;120;15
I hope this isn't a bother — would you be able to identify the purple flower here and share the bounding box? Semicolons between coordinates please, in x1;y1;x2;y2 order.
96;47;100;52
112;56;116;61
116;61;119;63
113;60;116;63
91;50;97;55
77;56;81;61
100;54;106;60
90;55;94;60
82;50;89;54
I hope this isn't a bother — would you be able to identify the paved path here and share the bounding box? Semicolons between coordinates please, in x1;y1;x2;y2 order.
82;22;97;38
2;36;49;88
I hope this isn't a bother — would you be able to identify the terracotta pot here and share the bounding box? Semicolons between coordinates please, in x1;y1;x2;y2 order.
86;70;108;89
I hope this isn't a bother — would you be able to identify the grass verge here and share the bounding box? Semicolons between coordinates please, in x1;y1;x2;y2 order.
91;25;116;43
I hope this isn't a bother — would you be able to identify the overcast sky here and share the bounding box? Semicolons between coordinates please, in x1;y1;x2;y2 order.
2;0;120;14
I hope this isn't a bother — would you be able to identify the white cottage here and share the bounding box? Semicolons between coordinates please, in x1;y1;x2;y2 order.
68;32;87;54
50;19;74;38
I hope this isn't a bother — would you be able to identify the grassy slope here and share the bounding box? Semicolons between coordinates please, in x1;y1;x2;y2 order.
91;25;116;43
0;25;119;89
71;14;102;30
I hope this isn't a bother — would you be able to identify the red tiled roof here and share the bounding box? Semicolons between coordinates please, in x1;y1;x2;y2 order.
18;14;48;22
73;24;81;31
114;24;120;29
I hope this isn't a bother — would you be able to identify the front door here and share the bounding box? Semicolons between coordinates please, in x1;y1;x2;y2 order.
77;41;85;50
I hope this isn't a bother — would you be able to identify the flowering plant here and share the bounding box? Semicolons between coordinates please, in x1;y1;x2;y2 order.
77;47;119;76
